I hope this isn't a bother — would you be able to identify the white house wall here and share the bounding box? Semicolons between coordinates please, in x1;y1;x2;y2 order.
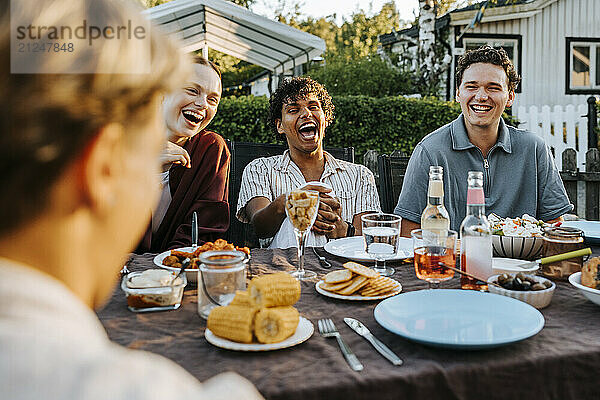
457;0;598;109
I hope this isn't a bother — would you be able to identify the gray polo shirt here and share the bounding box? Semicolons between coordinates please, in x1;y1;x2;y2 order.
395;115;573;231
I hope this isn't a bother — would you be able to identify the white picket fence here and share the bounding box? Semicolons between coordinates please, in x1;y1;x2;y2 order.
515;104;589;170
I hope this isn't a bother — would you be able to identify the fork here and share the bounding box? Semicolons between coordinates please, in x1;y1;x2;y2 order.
312;247;332;269
318;318;363;371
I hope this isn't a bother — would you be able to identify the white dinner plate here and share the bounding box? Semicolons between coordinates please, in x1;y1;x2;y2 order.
205;316;314;351
154;247;198;282
374;289;545;349
324;236;413;262
492;257;538;275
315;280;402;301
561;221;600;245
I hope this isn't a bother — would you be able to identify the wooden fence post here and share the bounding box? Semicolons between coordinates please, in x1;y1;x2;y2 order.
587;96;598;149
585;148;600;220
561;148;578;215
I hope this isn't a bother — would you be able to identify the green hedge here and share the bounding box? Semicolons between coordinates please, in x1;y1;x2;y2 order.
212;95;516;161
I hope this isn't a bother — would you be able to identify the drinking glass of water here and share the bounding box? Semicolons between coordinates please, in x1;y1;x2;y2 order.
361;213;401;276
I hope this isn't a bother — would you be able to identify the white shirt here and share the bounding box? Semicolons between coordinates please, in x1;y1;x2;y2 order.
0;257;263;400
236;151;381;248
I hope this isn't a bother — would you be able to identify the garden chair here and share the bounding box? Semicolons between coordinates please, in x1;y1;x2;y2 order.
377;153;410;214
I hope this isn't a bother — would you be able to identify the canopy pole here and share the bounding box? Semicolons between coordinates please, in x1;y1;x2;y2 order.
202;43;208;59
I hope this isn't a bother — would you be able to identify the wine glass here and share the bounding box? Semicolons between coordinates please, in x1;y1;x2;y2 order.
285;189;320;280
411;229;457;289
361;213;401;277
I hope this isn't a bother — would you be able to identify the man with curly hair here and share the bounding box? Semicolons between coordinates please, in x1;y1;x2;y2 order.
237;77;380;249
396;46;572;235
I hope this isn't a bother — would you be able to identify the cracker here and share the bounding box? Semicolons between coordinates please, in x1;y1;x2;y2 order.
321;279;353;292
361;280;401;296
343;261;379;279
324;269;353;284
337;276;369;295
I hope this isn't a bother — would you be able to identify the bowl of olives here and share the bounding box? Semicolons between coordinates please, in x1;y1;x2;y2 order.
488;273;555;309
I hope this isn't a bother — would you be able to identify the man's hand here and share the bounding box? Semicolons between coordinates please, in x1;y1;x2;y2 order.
299;183;346;238
313;193;347;238
159;141;191;172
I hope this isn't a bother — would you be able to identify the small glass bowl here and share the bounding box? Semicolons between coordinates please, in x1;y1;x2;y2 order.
121;270;186;312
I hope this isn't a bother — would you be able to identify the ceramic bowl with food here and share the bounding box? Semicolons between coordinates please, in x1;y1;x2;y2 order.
492;235;544;260
487;273;555;309
121;269;186;312
569;272;600;307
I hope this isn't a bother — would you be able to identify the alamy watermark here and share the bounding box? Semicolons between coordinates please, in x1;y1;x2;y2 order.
11;0;151;74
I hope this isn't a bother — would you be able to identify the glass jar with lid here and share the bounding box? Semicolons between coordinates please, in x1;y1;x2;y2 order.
541;226;584;280
197;250;248;319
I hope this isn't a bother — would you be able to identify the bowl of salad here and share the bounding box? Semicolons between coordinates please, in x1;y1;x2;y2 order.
489;214;547;260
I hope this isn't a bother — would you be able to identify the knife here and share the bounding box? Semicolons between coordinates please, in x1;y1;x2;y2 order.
512;247;591;270
344;317;403;366
191;211;198;250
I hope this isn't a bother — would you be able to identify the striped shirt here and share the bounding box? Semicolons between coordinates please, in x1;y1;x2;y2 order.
236;150;381;248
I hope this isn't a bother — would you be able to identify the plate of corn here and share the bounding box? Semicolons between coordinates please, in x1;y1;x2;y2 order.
205;316;313;351
205;272;314;351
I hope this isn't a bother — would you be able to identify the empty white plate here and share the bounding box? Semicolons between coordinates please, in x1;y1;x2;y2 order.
374;289;544;349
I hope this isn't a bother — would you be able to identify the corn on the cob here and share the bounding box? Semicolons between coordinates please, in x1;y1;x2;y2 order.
254;306;299;344
249;272;301;308
229;290;252;307
207;305;256;343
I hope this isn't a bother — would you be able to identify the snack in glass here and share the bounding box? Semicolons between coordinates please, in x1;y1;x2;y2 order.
286;189;319;231
121;269;186;312
285;189;320;280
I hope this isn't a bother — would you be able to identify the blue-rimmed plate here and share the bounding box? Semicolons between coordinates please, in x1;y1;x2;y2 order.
374;289;544;349
561;221;600;245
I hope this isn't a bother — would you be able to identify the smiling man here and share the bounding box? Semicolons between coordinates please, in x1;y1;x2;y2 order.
237;77;380;248
137;56;230;252
396;46;572;235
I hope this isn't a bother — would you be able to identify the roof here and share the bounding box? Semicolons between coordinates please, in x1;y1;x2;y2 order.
144;0;326;73
379;0;557;45
452;0;532;13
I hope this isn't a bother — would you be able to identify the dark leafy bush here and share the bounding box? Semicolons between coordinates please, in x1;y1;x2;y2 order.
212;95;517;161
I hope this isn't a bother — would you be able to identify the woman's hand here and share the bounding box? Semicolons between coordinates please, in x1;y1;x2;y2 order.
159;141;191;172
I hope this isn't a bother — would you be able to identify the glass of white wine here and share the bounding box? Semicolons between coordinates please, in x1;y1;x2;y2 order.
285;189;320;280
361;213;402;276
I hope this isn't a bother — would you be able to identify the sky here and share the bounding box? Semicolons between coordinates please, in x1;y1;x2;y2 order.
252;0;419;25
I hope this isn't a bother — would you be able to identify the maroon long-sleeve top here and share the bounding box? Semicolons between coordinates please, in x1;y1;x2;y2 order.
136;130;230;253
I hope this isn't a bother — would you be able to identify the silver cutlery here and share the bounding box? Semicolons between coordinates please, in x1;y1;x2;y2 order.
318;318;363;372
191;211;198;250
171;257;190;286
312;247;332;268
344;317;403;366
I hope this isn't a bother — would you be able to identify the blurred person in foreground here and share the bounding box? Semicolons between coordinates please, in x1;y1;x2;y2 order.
236;77;380;248
136;56;230;253
395;46;572;236
0;0;262;399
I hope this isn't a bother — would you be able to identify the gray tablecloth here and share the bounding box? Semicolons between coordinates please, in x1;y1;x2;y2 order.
98;248;600;400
